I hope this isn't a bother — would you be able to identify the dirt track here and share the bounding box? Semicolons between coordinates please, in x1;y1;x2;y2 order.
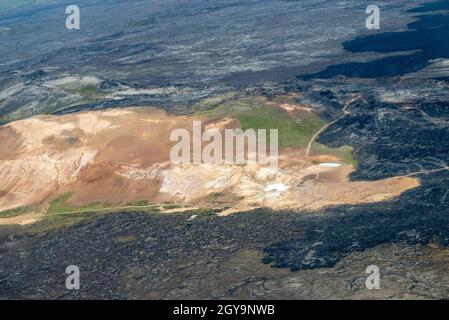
0;103;421;225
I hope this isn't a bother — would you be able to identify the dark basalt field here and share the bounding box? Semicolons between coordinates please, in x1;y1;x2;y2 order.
302;1;449;79
2;0;449;299
2;76;449;299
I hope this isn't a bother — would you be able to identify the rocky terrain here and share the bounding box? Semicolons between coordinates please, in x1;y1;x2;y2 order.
0;0;426;122
2;76;449;299
2;0;449;300
0;93;419;224
3;211;449;300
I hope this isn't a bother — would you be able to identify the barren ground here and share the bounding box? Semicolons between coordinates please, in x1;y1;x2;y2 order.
0;98;419;225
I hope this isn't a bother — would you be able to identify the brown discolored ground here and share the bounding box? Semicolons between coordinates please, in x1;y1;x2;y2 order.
0;104;420;225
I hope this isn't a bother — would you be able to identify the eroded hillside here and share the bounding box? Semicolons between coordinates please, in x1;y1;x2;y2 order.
0;96;420;225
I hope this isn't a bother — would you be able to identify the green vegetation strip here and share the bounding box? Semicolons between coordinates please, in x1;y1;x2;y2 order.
312;144;358;166
46;193;163;216
237;106;324;148
195;97;356;162
0;206;32;219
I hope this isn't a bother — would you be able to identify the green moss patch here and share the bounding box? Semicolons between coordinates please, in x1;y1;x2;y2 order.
195;97;326;148
312;144;358;166
0;206;33;219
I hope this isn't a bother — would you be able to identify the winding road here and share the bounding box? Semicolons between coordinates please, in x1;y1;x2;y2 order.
301;95;358;168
